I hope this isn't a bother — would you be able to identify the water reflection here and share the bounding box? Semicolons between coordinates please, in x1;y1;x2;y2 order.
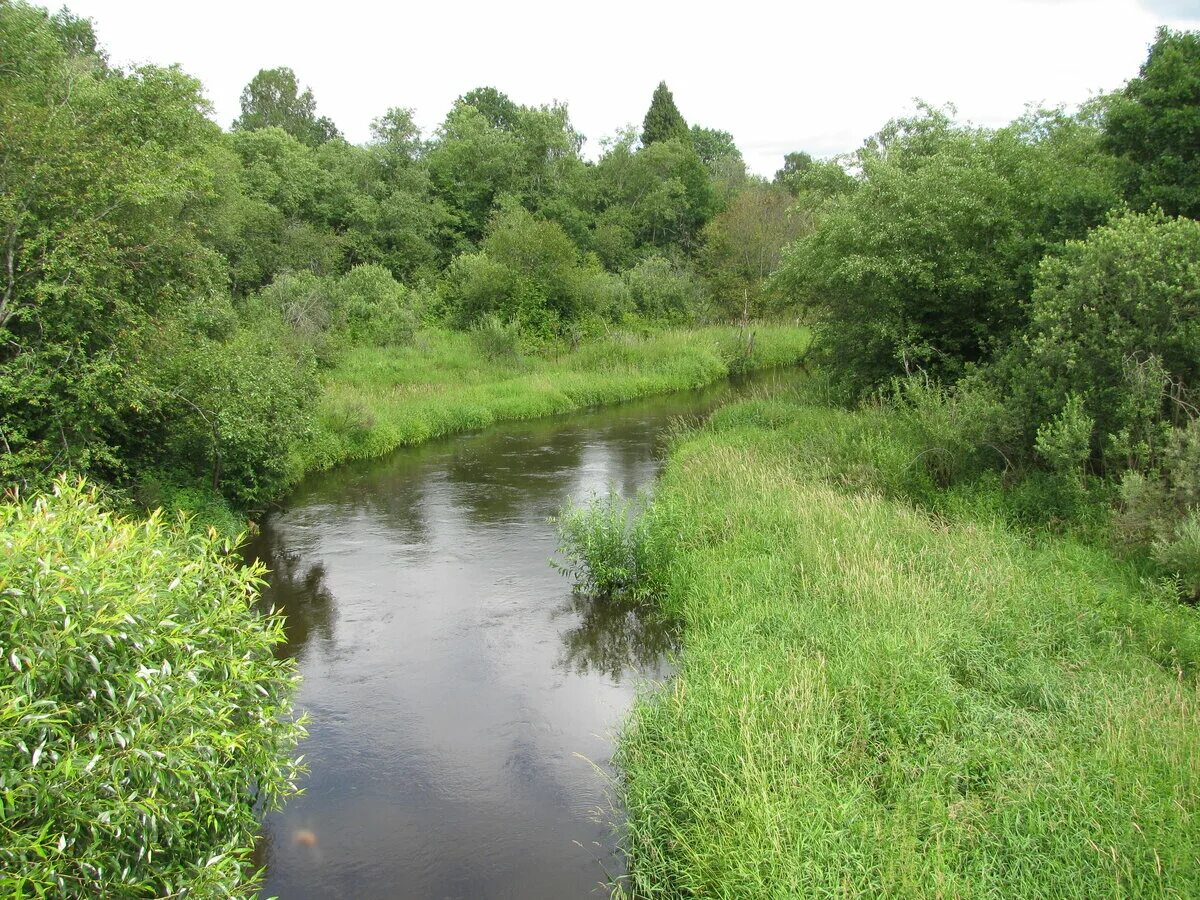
249;546;336;661
555;595;679;681
252;369;805;900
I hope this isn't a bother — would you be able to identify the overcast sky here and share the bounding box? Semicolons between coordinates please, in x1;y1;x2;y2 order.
61;0;1200;175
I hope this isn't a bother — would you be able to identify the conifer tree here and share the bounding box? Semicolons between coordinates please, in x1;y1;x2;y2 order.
641;81;689;146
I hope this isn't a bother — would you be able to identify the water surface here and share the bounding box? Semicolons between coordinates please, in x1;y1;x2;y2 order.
250;369;801;899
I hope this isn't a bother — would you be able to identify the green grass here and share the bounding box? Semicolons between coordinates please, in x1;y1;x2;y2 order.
613;396;1200;898
299;325;810;472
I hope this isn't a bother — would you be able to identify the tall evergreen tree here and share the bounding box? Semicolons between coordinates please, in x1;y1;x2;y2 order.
641;81;689;146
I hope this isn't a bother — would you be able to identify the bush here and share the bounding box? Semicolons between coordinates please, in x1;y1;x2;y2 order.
138;316;318;507
623;255;708;323
443;205;586;335
1154;510;1200;601
0;481;304;897
1034;393;1094;485
891;373;1017;487
259;265;416;347
554;490;646;599
1114;420;1200;594
329;264;417;345
471;313;523;362
774;106;1120;395
1002;210;1200;469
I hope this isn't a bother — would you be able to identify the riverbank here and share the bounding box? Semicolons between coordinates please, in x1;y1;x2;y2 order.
615;394;1200;897
152;324;808;534
299;325;810;474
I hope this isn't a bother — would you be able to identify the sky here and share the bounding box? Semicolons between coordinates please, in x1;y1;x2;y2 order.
61;0;1200;176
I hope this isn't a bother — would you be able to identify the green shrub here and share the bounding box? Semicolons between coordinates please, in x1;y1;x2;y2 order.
443;205;590;336
623;255;708;323
1154;510;1200;601
1114;420;1200;595
1002;210;1200;467
1035;393;1094;483
329;264;417;345
471;314;523;362
891;373;1017;487
259;265;416;347
774;105;1121;394
139;317;318;507
554;490;646;599
0;481;304;897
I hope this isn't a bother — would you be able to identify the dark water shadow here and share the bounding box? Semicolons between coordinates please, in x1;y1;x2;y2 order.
555;594;680;682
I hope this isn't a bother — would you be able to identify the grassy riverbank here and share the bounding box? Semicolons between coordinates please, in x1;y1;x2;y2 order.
299;325;810;473
614;395;1200;897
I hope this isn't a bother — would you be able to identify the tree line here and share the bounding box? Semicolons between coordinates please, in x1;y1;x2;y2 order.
0;2;814;511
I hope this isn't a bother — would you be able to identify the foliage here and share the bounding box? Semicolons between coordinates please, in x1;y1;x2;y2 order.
891;373;1017;488
0;480;304;897
134;310;318;507
641;81;689;146
1153;510;1200;601
1104;27;1200;218
444;205;605;334
623;255;708;323
457;86;522;131
689;125;742;168
471;313;523;361
259;264;417;347
1000;210;1200;471
0;2;229;492
701;182;810;315
775;104;1122;395
592;133;716;253
1034;393;1094;483
554;490;646;599
774;150;814;187
1114;420;1200;592
232;66;340;147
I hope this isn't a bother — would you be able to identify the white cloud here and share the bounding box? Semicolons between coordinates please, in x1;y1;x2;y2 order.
62;0;1177;175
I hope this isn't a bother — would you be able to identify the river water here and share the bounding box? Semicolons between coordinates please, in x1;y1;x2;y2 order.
249;369;800;899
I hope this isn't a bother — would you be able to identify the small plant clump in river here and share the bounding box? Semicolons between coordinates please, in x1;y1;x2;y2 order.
554;489;648;600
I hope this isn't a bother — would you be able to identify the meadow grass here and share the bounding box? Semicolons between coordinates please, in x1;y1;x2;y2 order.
612;396;1200;898
299;325;810;472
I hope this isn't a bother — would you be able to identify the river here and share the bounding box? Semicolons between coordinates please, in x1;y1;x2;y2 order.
248;368;801;899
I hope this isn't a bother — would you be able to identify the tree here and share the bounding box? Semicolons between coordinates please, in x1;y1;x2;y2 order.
370;106;425;164
641;81;689;146
690;125;742;167
1000;210;1200;469
1104;27;1200;218
592;131;716;255
702;183;809;315
458;85;522;131
233;66;341;147
774;106;1122;394
0;3;230;489
774;151;814;191
426;103;526;246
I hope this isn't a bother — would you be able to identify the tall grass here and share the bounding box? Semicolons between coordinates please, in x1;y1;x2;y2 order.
301;325;810;473
554;490;647;599
614;397;1200;898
